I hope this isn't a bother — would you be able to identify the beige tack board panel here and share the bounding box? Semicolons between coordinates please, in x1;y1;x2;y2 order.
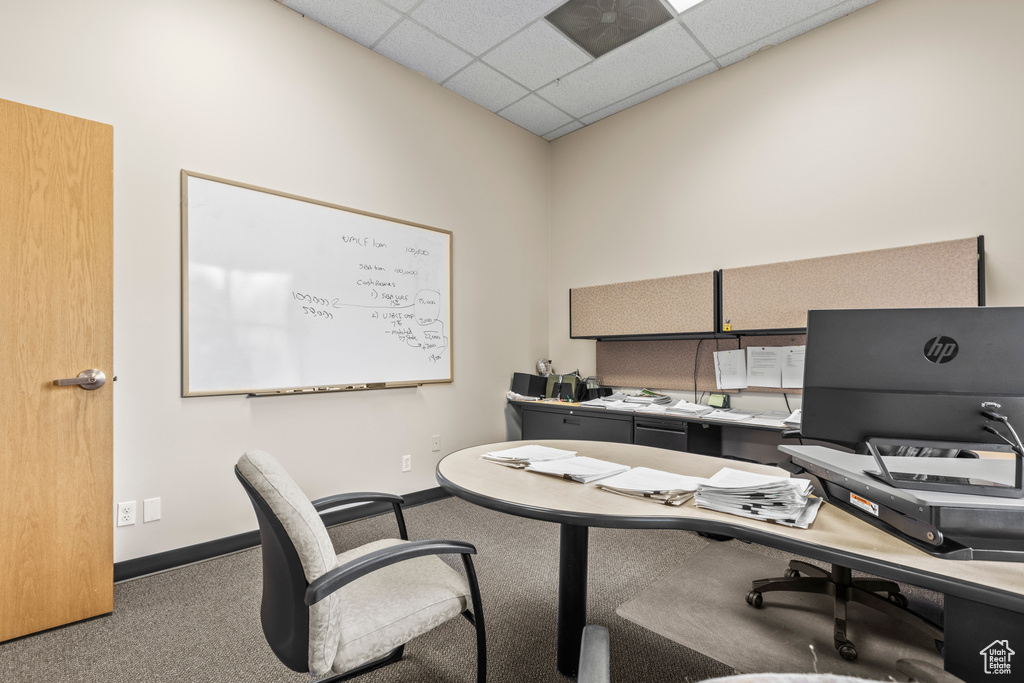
597;335;805;394
571;271;715;338
720;237;981;333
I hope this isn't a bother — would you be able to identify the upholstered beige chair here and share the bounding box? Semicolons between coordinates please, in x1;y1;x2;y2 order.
235;450;486;682
700;659;963;683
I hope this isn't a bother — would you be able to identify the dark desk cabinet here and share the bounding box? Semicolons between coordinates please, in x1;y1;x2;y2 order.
633;416;722;456
521;404;633;444
515;401;780;462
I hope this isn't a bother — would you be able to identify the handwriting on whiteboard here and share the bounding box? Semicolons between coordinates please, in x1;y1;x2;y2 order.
291;285;448;363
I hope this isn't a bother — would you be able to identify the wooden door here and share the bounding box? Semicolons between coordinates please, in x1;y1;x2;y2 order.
0;98;114;641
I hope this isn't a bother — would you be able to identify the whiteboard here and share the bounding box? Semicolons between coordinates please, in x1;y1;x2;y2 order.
182;171;452;396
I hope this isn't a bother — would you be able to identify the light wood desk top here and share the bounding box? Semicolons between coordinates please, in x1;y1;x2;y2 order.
437;440;1024;611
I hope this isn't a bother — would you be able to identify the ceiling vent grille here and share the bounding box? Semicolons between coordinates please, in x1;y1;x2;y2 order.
545;0;673;59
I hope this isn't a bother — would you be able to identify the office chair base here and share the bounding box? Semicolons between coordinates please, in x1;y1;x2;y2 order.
747;561;943;661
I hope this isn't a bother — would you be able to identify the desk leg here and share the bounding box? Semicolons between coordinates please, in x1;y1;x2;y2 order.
557;523;589;677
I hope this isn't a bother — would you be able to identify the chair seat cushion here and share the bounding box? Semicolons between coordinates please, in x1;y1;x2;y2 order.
330;538;472;673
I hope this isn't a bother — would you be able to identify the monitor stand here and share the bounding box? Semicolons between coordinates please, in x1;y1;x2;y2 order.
782;444;1024;562
863;437;1023;499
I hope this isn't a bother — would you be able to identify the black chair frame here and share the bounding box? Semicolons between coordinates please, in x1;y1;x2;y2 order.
236;467;486;682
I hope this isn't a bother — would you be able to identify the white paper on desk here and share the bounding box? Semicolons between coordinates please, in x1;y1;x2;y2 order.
746;346;782;388
481;445;576;463
704;409;753;422
526;456;629;483
782;345;805;389
714;349;747;390
633;404;669;414
775;496;823;529
598;467;709;493
666;400;714;416
704;467;811;492
744;417;786;427
598;400;642;412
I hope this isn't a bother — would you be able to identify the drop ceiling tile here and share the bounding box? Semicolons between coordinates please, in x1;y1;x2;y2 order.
580;61;718;125
498;95;574;137
681;0;848;58
284;0;400;48
483;21;592;91
544;121;584;140
381;0;419;12
374;19;474;82
714;0;879;67
537;22;710;119
411;0;565;56
444;61;530;112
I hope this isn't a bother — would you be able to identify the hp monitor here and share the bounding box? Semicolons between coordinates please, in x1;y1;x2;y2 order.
801;307;1023;497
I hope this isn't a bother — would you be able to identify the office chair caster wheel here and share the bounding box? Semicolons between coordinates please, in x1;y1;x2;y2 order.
746;591;763;608
887;592;909;608
784;568;800;578
838;643;858;661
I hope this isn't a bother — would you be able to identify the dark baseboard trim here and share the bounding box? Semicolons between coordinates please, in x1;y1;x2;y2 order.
114;486;451;582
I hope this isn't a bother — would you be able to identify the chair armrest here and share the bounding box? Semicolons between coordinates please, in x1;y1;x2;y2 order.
578;624;610;683
310;491;405;512
310;492;408;540
305;539;477;606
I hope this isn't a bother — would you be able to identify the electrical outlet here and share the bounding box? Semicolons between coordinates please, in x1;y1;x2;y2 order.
143;497;161;523
116;501;136;527
402;454;411;472
431;435;440;452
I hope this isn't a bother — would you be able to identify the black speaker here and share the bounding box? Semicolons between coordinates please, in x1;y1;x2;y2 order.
511;373;547;398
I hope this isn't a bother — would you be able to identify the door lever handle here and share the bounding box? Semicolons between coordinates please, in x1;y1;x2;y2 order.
53;369;106;390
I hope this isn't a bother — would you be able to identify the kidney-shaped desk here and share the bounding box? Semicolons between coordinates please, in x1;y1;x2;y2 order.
436;440;1024;681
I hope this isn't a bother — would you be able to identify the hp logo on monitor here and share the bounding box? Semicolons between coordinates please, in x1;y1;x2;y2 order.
924;336;959;364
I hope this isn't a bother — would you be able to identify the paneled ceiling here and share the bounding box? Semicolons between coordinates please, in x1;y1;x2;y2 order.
274;0;878;139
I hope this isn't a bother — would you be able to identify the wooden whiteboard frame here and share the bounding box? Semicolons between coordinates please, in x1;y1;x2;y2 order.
181;170;453;397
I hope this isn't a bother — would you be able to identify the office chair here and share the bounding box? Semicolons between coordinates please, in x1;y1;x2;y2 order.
235;450;486;682
746;437;952;660
744;560;943;661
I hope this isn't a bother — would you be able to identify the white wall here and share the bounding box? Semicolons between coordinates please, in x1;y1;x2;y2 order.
6;0;1023;562
548;0;1024;411
0;0;550;561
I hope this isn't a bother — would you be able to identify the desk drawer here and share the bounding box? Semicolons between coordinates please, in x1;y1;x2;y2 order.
522;407;632;443
634;420;688;452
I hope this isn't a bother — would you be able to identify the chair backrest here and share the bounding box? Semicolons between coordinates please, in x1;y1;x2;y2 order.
235;450;342;675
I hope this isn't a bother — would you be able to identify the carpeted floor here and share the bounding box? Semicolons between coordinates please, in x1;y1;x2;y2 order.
0;496;936;682
617;543;944;679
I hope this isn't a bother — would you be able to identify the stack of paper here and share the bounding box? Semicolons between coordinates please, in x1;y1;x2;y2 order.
695;467;821;529
623;389;672;405
704;409;754;422
590;400;643;412
579;392;629;407
480;444;576;468
664;400;714;417
597;467;709;506
525;456;629;483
